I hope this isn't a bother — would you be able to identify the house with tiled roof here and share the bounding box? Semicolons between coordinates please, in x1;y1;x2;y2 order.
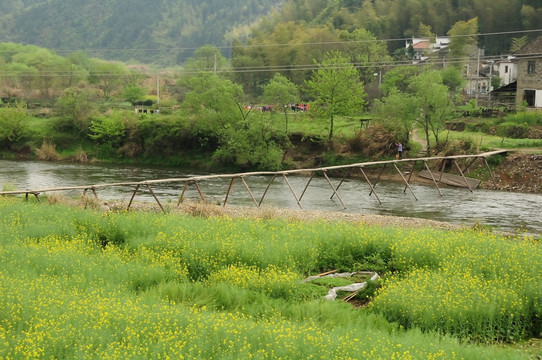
405;36;450;63
513;35;542;108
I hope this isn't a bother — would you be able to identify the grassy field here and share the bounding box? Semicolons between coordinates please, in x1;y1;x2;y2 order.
0;197;540;359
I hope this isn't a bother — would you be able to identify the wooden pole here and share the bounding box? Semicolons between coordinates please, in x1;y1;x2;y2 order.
299;172;315;202
145;184;166;213
282;174;303;210
359;167;382;204
423;161;443;196
322;171;346;209
424;161;443;196
127;184;140;210
483;157;497;186
240;177;259;207
177;181;189;206
223;177;236;207
403;160;417;194
438;160;447;184
331;169;350;199
452;160;473;192
369;164;387;196
393;163;417;200
259;174;277;207
193;181;205;202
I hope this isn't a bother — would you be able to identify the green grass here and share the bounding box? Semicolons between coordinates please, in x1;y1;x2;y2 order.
0;198;539;359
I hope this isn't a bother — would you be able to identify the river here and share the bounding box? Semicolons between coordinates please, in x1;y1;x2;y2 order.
1;159;541;237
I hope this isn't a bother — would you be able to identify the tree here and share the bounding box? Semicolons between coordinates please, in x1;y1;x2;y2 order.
409;70;455;154
88;60;129;99
263;73;299;133
305;51;366;140
0;102;31;150
447;18;479;68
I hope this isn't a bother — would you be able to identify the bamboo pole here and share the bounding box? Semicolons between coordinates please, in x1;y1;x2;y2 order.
258;174;277;207
322;171;346;209
282;174;303;210
146;184;165;213
331;169;350;199
483;157;497;186
223;177;236;207
369;163;387;196
299;171;315;202
127;184;140;210
403;160;417;194
423;161;443;196
452;160;473;192
240;177;259;207
393;163;417;200
193;181;205;202
177;181;190;206
359;167;382;204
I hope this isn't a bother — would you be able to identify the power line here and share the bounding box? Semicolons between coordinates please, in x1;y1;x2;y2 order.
1;29;541;55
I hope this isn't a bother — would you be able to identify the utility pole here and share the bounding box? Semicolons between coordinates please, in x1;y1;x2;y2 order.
475;48;480;107
156;73;160;105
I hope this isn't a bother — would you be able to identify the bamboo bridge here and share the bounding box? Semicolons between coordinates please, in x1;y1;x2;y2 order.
0;150;509;213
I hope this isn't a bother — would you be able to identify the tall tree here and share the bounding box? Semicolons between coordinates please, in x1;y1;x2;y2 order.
447;17;479;68
262;73;299;134
305;51;366;140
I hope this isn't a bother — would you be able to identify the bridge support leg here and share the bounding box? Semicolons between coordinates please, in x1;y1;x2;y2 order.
369;164;387;196
403;160;418;194
423;161;443;196
194;181;205;202
331;169;350;199
259;175;277;207
483;157;497;186
223;177;236;207
127;184;140;211
282;174;303;210
452;160;473;192
241;177;259;207
359;167;382;204
322;171;346;209
393;163;418;200
177;181;189;206
299;172;315;202
146;184;166;213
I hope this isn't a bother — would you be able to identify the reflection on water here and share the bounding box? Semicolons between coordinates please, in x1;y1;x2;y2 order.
1;159;541;236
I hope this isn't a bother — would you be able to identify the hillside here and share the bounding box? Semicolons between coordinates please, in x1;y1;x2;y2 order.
0;0;281;65
2;0;542;65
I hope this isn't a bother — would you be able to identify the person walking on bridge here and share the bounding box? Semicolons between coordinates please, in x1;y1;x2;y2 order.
395;142;403;160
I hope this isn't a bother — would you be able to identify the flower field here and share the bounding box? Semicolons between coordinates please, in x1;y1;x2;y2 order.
0;197;539;359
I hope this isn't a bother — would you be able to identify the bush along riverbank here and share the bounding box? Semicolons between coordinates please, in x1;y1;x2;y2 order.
0;197;539;358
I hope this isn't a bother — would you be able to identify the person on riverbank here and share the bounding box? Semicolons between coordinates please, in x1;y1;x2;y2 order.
395;142;403;159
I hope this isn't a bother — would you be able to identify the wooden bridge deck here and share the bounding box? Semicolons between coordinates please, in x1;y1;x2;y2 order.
0;150;510;212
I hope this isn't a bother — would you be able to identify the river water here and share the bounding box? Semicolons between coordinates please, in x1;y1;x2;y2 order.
1;159;541;237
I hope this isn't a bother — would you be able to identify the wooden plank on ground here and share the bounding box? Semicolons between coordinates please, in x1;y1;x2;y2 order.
418;170;481;188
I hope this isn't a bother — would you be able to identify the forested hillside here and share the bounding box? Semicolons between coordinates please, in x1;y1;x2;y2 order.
0;0;281;65
1;0;542;65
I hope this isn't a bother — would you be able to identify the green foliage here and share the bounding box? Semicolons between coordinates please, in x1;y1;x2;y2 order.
123;85;145;104
88;111;126;146
305;51;367;140
0;102;31;148
0;198;539;357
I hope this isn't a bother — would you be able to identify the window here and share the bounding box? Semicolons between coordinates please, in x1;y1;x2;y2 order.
528;60;536;74
505;65;509;73
524;90;535;107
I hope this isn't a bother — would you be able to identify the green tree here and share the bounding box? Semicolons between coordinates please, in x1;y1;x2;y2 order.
124;85;145;104
88;111;126;147
305;51;367;140
88;60;129;99
447;18;479;68
0;102;30;149
55;85;99;134
263;73;299;133
409;70;455;154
